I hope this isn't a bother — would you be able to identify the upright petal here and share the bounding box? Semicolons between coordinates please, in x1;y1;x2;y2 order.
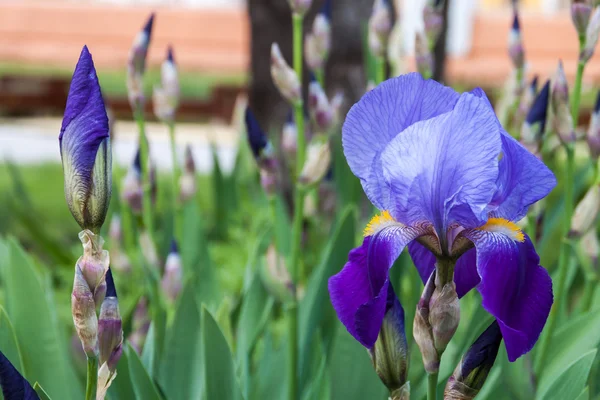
328;225;423;347
463;230;553;361
0;351;38;400
59;46;111;231
381;92;502;232
342;73;459;210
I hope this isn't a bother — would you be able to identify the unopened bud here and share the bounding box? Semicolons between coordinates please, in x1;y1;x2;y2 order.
109;214;122;244
245;107;280;194
305;14;331;72
140;230;159;268
282;111;298;160
153;46;180;123
415;31;433;78
572;1;593;37
288;0;312;16
72;265;99;357
184;144;196;174
77;230;110;302
587;91;600;159
521;80;550;154
569;184;600;238
121;148;156;214
508;12;525;69
414;272;439;373
127;13;155;110
308;80;343;132
514;76;538;128
161;240;183;302
582;6;600;62
444;321;502;400
261;244;295;303
299;139;331;186
129;298;150;354
430;274;460;354
581;228;600;269
98;269;123;372
271;43;302;104
180;145;197;202
368;286;410;398
368;0;392;58
551;61;576;144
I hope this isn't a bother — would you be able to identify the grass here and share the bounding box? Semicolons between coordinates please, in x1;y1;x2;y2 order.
0;62;247;100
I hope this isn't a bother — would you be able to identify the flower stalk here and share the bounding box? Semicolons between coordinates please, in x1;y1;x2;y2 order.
86;356;98;400
168;121;183;240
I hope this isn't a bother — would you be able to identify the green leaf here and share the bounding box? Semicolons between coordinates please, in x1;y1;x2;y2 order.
126;343;163;400
539;310;600;384
475;366;503;400
272;195;292;256
33;382;52;400
201;306;243;400
299;206;356;385
536;350;597;400
250;333;287;400
574;387;589;400
329;324;387;400
3;239;80;399
0;306;24;376
159;283;203;400
107;349;136;400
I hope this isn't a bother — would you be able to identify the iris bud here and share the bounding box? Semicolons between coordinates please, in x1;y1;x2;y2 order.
508;12;524;69
179;145;197;202
282;111;298;161
444;321;502;399
98;269;123;373
514;76;538;128
262;244;295;303
245;107;280;195
299;138;331;186
551;60;576;145
153;46;180;124
305;13;331;72
413;272;439;373
271;43;302;105
569;184;600;238
368;286;410;400
129;298;150;354
521;80;550;154
140;230;159;268
288;0;312;16
581;228;600;270
308;79;343;132
572;1;593;37
582;6;600;62
368;0;392;58
587;91;600;159
109;214;122;244
127;13;155;110
161;240;183;302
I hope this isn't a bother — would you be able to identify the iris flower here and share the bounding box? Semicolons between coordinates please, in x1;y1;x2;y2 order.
0;351;38;400
328;73;556;361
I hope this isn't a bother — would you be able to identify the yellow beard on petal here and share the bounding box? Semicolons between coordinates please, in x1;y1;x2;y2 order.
363;210;397;237
477;217;525;242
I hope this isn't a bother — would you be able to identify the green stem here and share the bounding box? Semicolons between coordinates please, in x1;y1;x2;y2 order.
315;68;325;88
427;372;438;400
288;12;305;400
85;356;98;400
134;109;156;250
535;145;575;373
168;122;183;242
572;34;587;125
375;56;386;85
502;66;523;132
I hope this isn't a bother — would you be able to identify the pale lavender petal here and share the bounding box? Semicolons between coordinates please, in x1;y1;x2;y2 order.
328;226;422;347
342;73;459;210
381;92;502;232
463;231;553;361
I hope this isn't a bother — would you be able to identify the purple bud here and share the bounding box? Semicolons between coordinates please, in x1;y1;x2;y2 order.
587;90;600;158
271;43;302;104
299;139;331;186
582;7;600;62
413;271;439;374
551;60;576;144
98;269;123;371
153;45;180;123
161;240;183;302
572;2;593;37
245;108;270;160
521;80;550;153
514;75;539;128
127;13;155;110
308;80;335;132
282;111;298;160
305;14;331;72
508;12;525;69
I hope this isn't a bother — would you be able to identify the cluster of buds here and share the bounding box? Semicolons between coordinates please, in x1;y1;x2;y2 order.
587;91;600;159
288;0;312;16
415;31;433;79
508;11;525;70
576;1;600;63
368;0;392;59
161;240;183;302
271;43;302;105
299;137;331;187
305;0;331;73
423;0;445;47
121;148;157;214
550;61;576;145
153;46;180;124
444;321;502;400
307;77;343;133
521;80;551;155
126;13;155;112
97;269;124;399
514;76;538;128
245;107;279;195
179;144;198;202
368;286;410;400
413;269;460;374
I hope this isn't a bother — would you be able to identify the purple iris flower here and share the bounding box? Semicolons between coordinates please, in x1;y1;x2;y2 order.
0;351;39;400
59;46;111;232
328;73;556;362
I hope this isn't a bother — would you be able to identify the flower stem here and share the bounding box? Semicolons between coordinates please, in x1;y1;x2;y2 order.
375;56;386;85
315;67;325;88
134;108;156;249
572;35;587;125
427;372;438;400
288;12;305;400
168;121;182;242
85;355;98;400
535;144;575;373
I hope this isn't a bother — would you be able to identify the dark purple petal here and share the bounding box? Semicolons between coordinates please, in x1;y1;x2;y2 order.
342;73;459;210
245;107;269;159
525;80;550;132
0;351;39;400
381;92;501;231
328;226;422;347
408;241;479;298
105;268;117;298
167;45;175;64
463;231;553;362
